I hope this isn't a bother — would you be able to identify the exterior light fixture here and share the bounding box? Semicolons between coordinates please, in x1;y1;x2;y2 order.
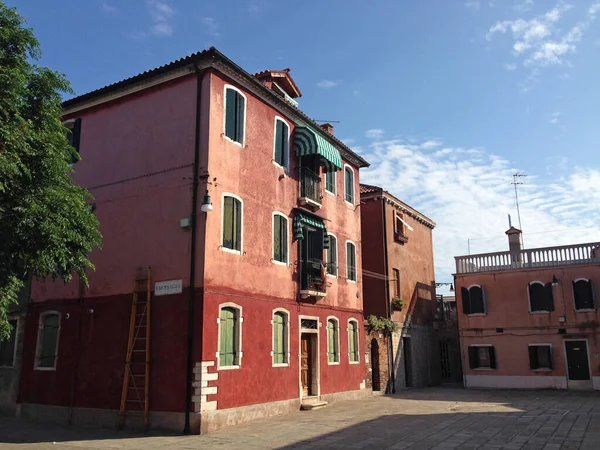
449;283;454;292
552;275;559;287
435;282;454;292
200;190;213;213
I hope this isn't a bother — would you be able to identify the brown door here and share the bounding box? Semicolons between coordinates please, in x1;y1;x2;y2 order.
301;334;312;396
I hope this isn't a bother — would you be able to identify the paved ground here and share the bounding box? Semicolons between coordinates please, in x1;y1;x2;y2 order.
1;387;600;449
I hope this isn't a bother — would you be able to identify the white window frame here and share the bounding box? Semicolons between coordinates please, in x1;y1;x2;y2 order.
528;343;553;372
220;193;244;255
271;211;289;266
0;318;19;368
326;316;340;365
344;164;355;206
34;311;61;371
271;308;291;367
325;170;337;196
223;84;247;148
272;116;290;170
527;281;551;314
216;302;243;370
465;284;486;316
347;318;360;364
572;278;595;312
326;233;338;279
468;344;495;371
345;240;357;283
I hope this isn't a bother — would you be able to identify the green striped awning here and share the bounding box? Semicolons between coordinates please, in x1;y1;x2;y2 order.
294;126;343;172
294;212;328;241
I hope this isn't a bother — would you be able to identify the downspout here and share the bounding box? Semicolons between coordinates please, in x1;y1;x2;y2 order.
184;65;204;434
381;196;395;393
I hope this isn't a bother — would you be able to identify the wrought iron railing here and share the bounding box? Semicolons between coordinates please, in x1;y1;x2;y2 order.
300;167;323;205
301;258;326;293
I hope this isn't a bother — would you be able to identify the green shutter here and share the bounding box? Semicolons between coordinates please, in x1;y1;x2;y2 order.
220;308;237;366
281;217;287;263
328;321;335;363
236;92;245;143
273;312;286;364
282;123;289;167
39;314;59;368
347;243;356;281
345;168;354;203
223;197;233;249
349;323;357;362
275;121;283;165
225;89;236;140
234;199;241;251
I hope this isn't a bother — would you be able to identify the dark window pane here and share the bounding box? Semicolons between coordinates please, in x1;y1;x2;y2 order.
461;287;471;315
574;279;594;310
325;171;336;193
225;89;237;140
274;121;283;165
529;283;547;312
273;215;287;263
0;320;17;367
469;286;485;314
326;236;337;276
236;93;245;143
347;242;356;281
537;346;552;369
345;168;354;203
38;314;59;368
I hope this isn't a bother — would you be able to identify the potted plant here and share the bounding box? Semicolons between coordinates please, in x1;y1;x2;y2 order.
392;297;405;311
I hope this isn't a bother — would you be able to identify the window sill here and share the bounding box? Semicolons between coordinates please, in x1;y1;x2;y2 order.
575;309;596;313
223;135;244;148
272;363;290;368
220;247;242;256
344;200;355;208
349;361;360;365
272;259;289;267
466;313;486;317
272;160;289;172
327;361;340;366
325;189;336;197
531;368;552;372
346;279;357;284
529;311;552;314
218;365;241;371
34;367;57;372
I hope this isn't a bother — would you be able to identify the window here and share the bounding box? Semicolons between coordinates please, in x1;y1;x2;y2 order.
395;214;405;235
528;281;554;312
346;241;356;282
0;320;17;367
392;268;400;297
273;213;288;264
529;345;552;370
36;312;60;369
573;278;595;311
273;118;289;168
272;310;289;366
222;195;242;252
344;166;354;204
348;320;359;363
64;118;82;164
325;170;336;194
219;305;242;368
461;285;486;315
327;318;340;364
326;234;337;276
224;86;246;145
468;345;496;369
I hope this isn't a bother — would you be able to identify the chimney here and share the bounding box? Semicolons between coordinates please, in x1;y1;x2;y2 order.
320;123;334;135
505;226;522;253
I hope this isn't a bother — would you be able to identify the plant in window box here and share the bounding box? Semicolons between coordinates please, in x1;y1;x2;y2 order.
366;315;399;335
392;297;405;311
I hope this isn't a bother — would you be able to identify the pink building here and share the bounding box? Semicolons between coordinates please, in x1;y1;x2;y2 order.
455;227;600;391
19;48;370;433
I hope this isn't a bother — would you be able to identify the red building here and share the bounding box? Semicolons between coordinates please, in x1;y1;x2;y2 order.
19;48;370;433
359;185;442;392
455;227;600;391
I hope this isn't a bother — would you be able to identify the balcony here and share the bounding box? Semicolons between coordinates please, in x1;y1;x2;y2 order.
455;242;600;275
298;167;322;210
300;258;327;299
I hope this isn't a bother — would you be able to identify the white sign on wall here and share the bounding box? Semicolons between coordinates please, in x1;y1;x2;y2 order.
154;279;183;296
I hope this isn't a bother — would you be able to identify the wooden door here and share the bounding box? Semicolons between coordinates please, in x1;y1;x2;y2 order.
301;334;312;396
565;341;590;381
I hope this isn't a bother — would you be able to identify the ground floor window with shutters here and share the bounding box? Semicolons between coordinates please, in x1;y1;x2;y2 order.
0;319;17;367
348;319;359;363
327;317;340;364
218;304;242;369
529;344;552;370
272;309;289;366
35;312;61;370
468;345;496;370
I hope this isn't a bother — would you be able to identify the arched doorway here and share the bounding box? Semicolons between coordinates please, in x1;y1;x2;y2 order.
371;338;381;391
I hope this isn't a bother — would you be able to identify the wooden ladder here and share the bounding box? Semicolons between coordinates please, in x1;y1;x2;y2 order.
119;266;152;430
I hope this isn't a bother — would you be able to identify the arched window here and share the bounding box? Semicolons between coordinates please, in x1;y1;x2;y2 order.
222;194;243;253
528;281;554;312
224;86;246;145
461;285;486;315
344;165;355;204
348;319;359;363
218;304;242;368
573;278;595;311
273;117;289;168
327;317;340;364
35;312;61;370
272;310;289;365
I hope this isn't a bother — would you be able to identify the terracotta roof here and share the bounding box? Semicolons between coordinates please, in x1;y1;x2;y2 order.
360;183;436;229
253;68;302;98
62;47;368;169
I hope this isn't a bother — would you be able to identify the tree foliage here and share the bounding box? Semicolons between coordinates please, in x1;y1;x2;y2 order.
0;2;101;339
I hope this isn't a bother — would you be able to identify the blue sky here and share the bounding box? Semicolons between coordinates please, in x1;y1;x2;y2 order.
11;0;600;289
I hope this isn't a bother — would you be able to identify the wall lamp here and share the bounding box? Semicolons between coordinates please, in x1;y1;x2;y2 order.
436;282;454;292
200;190;213;213
552;275;559;287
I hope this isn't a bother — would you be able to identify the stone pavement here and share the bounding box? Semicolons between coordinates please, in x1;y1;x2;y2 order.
1;387;600;449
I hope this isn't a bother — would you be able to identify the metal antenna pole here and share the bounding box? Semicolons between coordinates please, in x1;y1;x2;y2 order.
511;173;527;247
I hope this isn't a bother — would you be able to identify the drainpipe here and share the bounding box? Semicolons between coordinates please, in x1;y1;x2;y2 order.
183;65;204;434
381;196;396;393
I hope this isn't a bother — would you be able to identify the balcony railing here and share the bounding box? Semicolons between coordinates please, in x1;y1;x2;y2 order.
299;167;322;208
455;242;600;275
300;258;326;297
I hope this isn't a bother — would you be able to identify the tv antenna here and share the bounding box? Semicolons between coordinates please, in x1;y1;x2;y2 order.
511;173;527;247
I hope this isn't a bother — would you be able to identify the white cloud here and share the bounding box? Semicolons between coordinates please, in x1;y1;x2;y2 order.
505;62;518;70
316;80;339;89
360;135;600;280
101;1;116;13
421;140;443;149
514;0;534;13
465;0;480;11
202;17;220;38
365;129;385;139
549;111;561;124
147;0;174;36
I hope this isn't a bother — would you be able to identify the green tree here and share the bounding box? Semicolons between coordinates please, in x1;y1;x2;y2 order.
0;2;101;339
